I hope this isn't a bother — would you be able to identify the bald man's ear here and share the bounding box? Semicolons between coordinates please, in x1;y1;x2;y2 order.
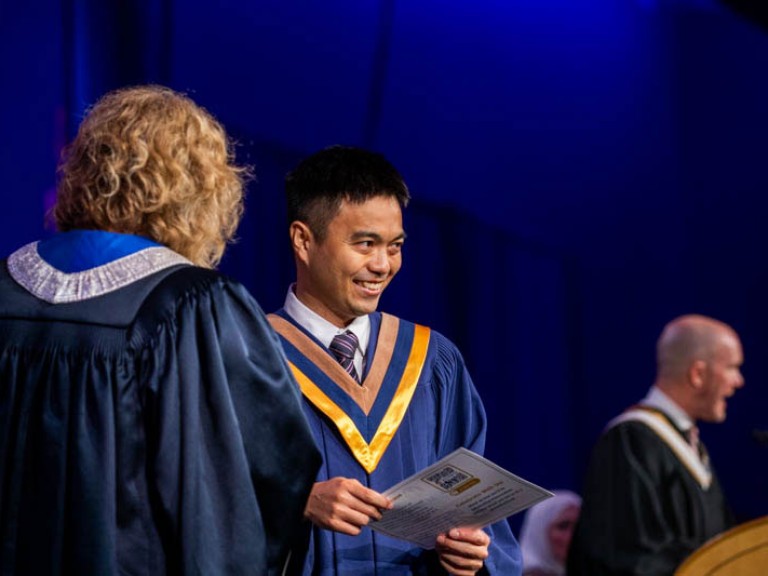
688;360;707;389
290;221;313;265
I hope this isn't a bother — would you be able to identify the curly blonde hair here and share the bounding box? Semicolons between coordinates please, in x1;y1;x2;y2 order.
54;85;249;268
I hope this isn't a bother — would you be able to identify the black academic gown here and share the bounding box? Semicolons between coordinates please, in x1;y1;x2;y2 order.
567;414;733;576
0;250;321;575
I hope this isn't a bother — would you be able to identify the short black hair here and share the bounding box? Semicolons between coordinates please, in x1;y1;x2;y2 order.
285;145;411;240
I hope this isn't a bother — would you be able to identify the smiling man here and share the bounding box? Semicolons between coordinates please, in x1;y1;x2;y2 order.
567;314;744;576
268;146;521;576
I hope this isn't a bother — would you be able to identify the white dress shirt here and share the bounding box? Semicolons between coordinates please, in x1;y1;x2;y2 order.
283;285;370;378
641;385;695;435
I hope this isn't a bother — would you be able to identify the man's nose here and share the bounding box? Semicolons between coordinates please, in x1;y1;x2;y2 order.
368;249;390;273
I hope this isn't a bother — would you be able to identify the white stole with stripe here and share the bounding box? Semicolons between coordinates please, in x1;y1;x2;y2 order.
608;409;712;489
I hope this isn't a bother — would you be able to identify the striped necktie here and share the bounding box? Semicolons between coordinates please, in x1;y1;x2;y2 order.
686;425;711;471
329;331;360;382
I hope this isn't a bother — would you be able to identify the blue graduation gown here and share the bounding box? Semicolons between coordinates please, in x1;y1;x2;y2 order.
270;310;522;576
0;231;321;575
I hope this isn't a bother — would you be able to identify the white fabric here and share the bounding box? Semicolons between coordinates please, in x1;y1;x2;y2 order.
7;242;190;304
519;490;582;575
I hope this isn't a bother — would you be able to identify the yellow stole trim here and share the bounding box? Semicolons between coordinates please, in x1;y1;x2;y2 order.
268;313;430;473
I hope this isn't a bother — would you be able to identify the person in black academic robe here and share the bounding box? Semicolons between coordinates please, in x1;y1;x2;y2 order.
0;85;321;575
567;314;744;576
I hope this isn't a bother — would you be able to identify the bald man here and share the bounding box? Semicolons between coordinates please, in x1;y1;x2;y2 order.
567;315;744;576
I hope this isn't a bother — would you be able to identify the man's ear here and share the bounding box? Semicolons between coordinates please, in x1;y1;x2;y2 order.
290;221;313;265
688;360;707;389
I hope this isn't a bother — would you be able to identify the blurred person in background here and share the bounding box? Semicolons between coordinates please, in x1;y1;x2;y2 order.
520;490;581;576
568;314;742;575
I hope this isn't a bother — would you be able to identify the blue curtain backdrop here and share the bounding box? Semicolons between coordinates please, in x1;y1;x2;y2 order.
3;0;768;535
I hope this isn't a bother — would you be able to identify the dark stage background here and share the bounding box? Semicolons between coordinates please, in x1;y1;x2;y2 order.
3;0;768;535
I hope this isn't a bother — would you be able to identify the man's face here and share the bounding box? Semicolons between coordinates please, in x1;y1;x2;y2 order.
697;332;744;423
298;195;404;327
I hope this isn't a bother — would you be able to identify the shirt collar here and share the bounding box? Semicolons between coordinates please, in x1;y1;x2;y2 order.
283;284;370;353
641;385;695;432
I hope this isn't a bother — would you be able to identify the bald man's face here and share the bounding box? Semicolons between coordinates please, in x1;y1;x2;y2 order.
696;332;744;422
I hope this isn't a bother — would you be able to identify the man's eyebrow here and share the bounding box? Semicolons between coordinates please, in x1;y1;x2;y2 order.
349;231;407;242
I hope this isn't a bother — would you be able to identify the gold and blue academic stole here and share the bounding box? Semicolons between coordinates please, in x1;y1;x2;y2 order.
608;405;712;489
268;312;430;474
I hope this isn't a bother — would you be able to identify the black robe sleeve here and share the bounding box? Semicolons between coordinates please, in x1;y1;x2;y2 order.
140;269;321;575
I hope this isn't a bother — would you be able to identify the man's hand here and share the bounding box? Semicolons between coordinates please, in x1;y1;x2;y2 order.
304;478;392;535
435;527;490;576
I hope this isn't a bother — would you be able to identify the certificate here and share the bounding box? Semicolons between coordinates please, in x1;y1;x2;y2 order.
369;448;553;549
